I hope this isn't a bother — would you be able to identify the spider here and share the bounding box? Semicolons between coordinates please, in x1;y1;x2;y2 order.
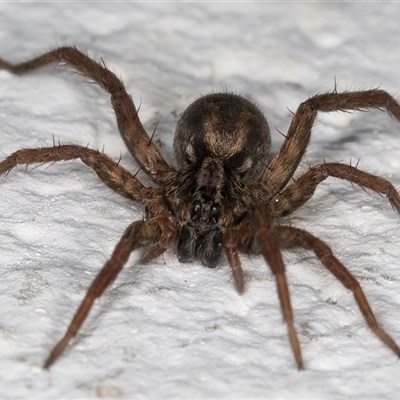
1;47;400;370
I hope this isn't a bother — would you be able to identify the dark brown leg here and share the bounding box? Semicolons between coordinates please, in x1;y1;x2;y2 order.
262;90;400;194
253;207;303;369
274;225;400;358
270;162;400;218
0;47;173;184
44;220;160;368
0;144;149;201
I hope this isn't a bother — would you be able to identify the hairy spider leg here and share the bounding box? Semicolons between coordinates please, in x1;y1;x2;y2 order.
271;162;400;218
274;225;400;359
0;46;174;184
0;144;149;201
44;220;162;368
263;90;400;195
253;207;303;369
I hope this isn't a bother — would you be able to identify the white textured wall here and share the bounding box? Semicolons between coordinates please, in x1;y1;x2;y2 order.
1;3;400;399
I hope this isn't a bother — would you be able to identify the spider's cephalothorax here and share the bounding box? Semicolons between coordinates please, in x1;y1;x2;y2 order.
2;46;400;370
165;93;271;267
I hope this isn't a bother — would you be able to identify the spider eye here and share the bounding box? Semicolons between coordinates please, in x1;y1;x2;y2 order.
192;200;202;214
210;203;220;216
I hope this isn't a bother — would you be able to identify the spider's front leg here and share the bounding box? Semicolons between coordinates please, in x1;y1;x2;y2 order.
263;89;400;193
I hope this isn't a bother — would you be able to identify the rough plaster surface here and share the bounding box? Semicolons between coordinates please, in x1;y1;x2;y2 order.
1;2;400;399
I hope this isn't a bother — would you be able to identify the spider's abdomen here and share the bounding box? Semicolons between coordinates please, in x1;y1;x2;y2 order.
174;92;271;185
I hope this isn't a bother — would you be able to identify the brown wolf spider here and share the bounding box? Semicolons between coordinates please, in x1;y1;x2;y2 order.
1;47;400;370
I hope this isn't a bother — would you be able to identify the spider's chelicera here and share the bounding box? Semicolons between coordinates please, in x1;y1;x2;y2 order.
1;47;400;369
